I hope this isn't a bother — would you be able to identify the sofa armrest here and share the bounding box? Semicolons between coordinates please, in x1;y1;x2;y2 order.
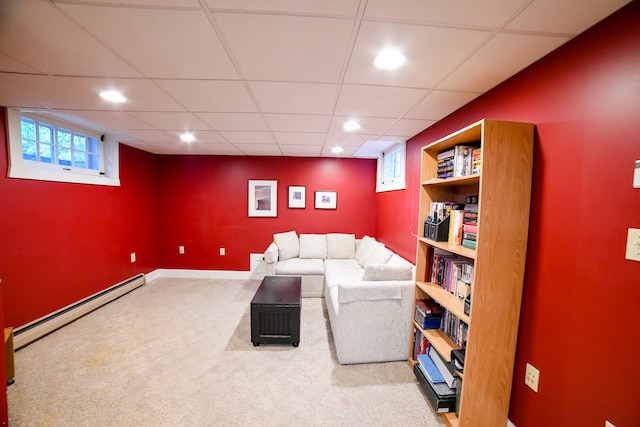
337;280;413;304
264;242;278;275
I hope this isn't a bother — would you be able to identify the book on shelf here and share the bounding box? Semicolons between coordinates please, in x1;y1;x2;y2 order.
443;310;469;347
462;239;476;250
453;144;477;178
437;148;455;161
472;147;482;174
451;349;466;372
428;345;459;389
417;353;446;385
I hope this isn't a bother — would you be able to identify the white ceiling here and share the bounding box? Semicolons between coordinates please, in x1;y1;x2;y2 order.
0;0;631;157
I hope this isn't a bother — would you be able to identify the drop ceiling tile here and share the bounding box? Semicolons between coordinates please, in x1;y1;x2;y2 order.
345;21;492;88
439;32;570;92
196;113;269;131
55;111;156;131
0;0;142;77
249;82;338;115
384;119;435;137
235;144;283;156
78;0;201;6
405;90;480;120
329;116;397;135
165;130;228;144
364;0;528;27
128;112;211;131
218;131;276;144
155;80;257;112
58;4;238;79
507;0;631;34
0;51;43;74
0;74;185;111
335;84;427;117
280;145;323;157
119;130;178;144
263;114;331;133
214;13;352;82
195;143;246;156
273;132;326;146
324;132;378;146
206;0;359;16
321;145;360;157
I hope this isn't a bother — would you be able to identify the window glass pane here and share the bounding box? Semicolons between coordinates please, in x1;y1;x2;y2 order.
40;144;53;163
58;129;72;148
74;151;86;168
22;140;36;160
88;153;99;170
39;125;53;144
58;147;71;166
74;134;86;150
21;119;36;140
88;137;99;154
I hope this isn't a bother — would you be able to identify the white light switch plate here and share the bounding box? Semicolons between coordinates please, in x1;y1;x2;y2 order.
634;160;640;188
626;228;640;262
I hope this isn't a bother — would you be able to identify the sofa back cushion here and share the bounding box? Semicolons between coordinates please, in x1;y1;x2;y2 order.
362;264;413;281
355;235;377;261
326;233;356;259
358;241;394;267
299;234;327;259
274;230;299;260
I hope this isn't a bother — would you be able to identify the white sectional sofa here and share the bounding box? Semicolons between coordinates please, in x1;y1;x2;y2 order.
263;231;415;364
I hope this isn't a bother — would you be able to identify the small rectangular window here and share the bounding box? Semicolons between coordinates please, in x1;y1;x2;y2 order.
6;108;119;186
376;141;406;192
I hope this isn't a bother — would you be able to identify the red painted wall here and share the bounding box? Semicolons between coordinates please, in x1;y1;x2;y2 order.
379;2;640;426
0;115;160;328
156;155;376;270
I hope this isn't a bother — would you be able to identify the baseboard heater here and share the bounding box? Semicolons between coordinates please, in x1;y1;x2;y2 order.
13;274;146;350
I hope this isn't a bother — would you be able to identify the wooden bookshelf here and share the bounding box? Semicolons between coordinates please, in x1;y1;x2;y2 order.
409;119;534;427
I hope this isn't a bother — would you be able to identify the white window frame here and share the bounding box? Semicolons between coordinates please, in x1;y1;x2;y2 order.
6;108;120;186
376;141;406;192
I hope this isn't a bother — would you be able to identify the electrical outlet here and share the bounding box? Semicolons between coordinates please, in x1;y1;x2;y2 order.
130;253;136;263
220;247;225;256
179;245;185;254
605;421;616;427
525;363;540;392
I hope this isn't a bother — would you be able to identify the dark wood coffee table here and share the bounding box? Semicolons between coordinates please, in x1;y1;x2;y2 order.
251;276;301;347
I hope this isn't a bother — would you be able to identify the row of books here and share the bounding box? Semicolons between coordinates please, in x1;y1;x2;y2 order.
462;195;478;250
443;310;468;348
429;252;473;297
436;144;480;179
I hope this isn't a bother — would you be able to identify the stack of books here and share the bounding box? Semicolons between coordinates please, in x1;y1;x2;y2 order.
414;298;444;330
414;345;459;413
436;148;454;178
453;144;476;178
462;195;478;250
472;147;482;174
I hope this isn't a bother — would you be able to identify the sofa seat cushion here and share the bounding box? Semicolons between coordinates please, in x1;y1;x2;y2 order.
275;258;325;275
337;282;403;304
324;259;364;288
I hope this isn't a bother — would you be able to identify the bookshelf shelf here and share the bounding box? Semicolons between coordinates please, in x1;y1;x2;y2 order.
409;119;534;427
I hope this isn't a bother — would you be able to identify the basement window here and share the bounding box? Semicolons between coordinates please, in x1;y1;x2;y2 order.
376;141;406;192
5;108;120;186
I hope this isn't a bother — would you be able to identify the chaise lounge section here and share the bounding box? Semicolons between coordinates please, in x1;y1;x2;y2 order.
263;231;415;364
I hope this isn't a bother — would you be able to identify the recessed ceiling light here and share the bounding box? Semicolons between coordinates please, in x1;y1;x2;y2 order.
374;48;405;70
99;90;127;103
180;133;195;143
331;146;344;154
343;120;361;132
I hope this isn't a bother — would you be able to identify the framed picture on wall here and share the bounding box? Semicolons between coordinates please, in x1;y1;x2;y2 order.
248;180;277;217
288;186;306;209
315;191;337;209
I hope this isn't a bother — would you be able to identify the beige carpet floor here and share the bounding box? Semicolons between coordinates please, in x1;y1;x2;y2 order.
8;277;445;426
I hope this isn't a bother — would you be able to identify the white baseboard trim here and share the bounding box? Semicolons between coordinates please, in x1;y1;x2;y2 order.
508;419;516;427
145;269;254;283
